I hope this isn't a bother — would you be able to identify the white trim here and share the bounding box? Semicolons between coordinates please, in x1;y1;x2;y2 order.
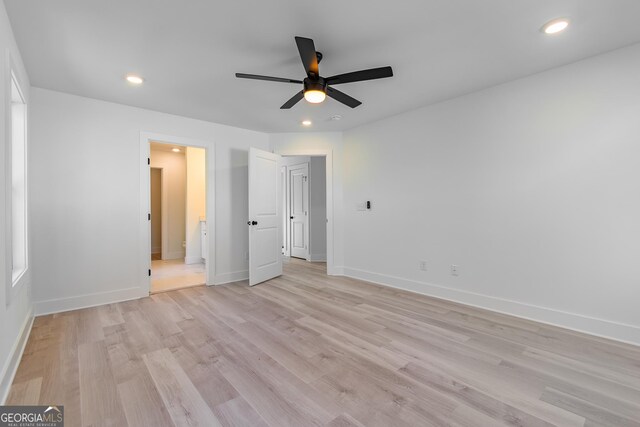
34;287;146;317
342;267;640;346
140;132;216;295
309;254;327;262
0;309;33;404
274;148;336;275
214;270;248;285
5;51;30;306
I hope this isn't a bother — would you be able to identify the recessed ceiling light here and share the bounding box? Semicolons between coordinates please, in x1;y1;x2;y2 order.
125;74;144;85
330;115;342;121
541;18;569;35
301;120;312;126
172;148;181;152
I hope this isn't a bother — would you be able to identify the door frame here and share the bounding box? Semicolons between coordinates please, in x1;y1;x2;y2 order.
277;148;336;275
139;132;215;294
281;156;310;258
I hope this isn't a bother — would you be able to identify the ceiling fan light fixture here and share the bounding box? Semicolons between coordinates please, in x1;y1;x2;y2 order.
304;90;326;104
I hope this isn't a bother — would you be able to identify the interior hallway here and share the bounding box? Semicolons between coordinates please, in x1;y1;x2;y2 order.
6;259;640;426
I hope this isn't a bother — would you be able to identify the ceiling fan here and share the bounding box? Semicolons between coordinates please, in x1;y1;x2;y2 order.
236;36;393;109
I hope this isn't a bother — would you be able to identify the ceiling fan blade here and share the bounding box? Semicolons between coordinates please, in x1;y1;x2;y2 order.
280;91;304;109
325;66;393;85
235;73;303;84
326;86;362;108
295;36;319;78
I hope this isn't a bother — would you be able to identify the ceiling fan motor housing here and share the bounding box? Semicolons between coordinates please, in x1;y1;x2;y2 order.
304;77;326;94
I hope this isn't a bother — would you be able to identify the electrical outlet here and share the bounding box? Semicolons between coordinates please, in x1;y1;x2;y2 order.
450;264;459;276
419;261;428;271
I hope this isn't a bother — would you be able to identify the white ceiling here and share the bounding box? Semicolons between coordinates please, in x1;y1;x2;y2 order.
5;0;640;133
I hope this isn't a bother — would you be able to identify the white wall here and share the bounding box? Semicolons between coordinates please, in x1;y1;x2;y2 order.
30;88;269;314
341;43;640;345
281;156;310;166
269;132;344;272
0;1;32;402
150;147;186;260
185;146;206;264
309;157;326;261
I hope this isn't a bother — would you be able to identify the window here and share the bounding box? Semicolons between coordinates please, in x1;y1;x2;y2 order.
11;72;27;286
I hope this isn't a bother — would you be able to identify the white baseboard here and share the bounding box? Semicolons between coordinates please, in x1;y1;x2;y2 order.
213;270;248;285
342;267;640;347
163;251;185;260
34;286;147;316
309;253;327;262
0;308;34;404
184;256;204;265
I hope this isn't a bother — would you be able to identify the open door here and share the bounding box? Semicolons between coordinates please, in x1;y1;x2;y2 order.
289;163;309;260
248;147;282;286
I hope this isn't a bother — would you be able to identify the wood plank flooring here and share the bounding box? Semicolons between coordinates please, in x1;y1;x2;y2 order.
7;259;640;426
151;259;206;294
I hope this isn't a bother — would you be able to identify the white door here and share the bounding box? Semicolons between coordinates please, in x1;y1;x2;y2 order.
248;147;283;286
289;163;309;260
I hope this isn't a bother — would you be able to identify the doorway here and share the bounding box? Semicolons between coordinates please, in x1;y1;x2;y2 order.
282;156;327;263
248;147;334;286
148;141;206;293
289;162;309;259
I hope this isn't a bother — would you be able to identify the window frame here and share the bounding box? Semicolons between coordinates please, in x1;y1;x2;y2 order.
5;52;29;305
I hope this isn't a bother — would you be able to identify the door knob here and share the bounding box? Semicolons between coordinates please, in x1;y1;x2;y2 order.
290;216;294;219
251;220;258;225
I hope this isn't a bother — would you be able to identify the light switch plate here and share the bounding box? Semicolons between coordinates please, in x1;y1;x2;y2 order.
450;264;459;276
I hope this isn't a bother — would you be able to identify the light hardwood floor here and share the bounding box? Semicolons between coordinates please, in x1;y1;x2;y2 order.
7;259;640;426
151;259;206;294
